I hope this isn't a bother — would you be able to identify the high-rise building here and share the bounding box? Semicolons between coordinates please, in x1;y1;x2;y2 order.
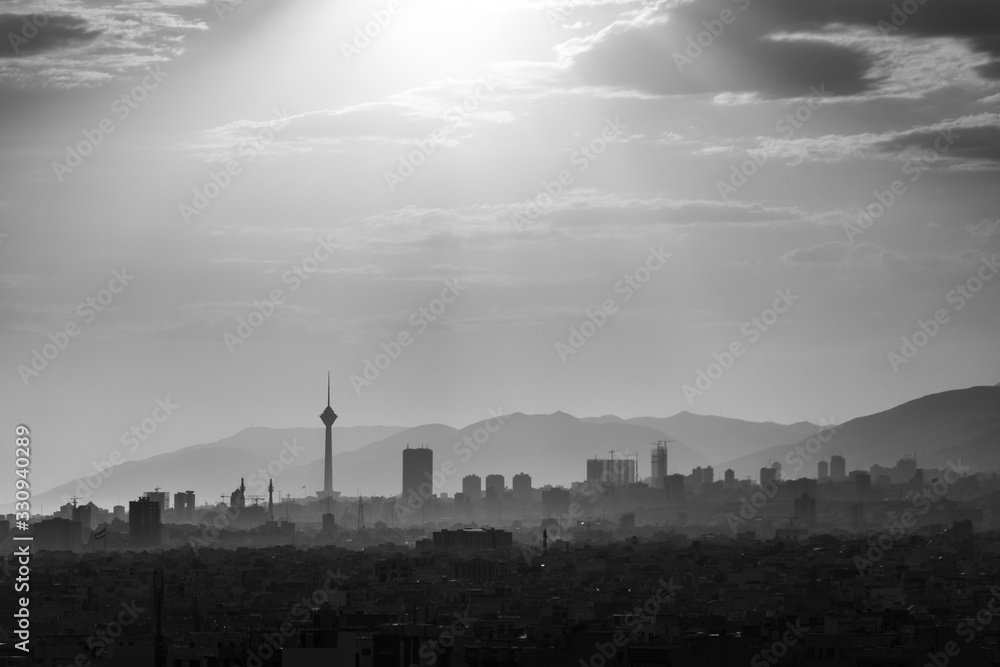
542;487;570;518
651;441;668;489
724;468;735;486
793;493;816;526
485;474;504;494
818;460;829;481
34;517;81;551
113;505;125;521
129;496;161;548
760;466;778;486
512;473;532;499
586;458;636;487
402;445;433;500
854;471;871;495
230;478;246;510
72;504;93;530
462;474;482;501
320;372;338;499
144;490;169;511
173;490;196;522
666;474;685;501
702;466;714;485
830;455;846;481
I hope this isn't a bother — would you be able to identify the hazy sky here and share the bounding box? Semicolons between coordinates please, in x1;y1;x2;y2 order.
2;0;999;492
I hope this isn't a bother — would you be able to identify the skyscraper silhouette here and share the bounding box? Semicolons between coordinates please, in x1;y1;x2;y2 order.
320;372;338;498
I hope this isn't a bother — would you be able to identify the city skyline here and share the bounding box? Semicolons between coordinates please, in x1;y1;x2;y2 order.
4;0;1000;493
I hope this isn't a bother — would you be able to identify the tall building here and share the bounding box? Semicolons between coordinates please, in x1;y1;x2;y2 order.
724;468;735;486
760;466;778;486
320;372;338;499
512;473;532;499
793;493;817;526
144;490;169;511
702;466;714;485
666;474;685;501
113;505;125;521
485;474;504;494
586;457;636;487
173;492;186;521
818;460;829;481
173;490;195;522
34;517;81;551
129;496;161;548
854;471;871;495
830;455;846;481
542;487;570;518
402;445;433;499
462;474;482;501
230;478;246;510
651;441;668;489
72;504;93;531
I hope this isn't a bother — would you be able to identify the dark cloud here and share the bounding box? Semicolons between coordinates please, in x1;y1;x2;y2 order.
0;14;102;58
569;0;1000;97
875;124;1000;164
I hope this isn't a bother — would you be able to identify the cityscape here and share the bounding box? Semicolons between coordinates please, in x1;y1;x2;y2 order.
3;382;1000;665
3;0;1000;665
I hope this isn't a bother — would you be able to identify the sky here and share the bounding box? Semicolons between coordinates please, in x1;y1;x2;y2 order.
2;0;999;493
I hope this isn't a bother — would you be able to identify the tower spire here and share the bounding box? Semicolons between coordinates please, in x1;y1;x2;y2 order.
320;373;338;499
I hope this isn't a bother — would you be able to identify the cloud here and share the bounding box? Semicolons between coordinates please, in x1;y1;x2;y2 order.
0;14;103;58
563;0;1000;99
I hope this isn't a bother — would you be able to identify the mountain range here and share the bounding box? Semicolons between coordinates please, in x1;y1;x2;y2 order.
15;385;999;511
